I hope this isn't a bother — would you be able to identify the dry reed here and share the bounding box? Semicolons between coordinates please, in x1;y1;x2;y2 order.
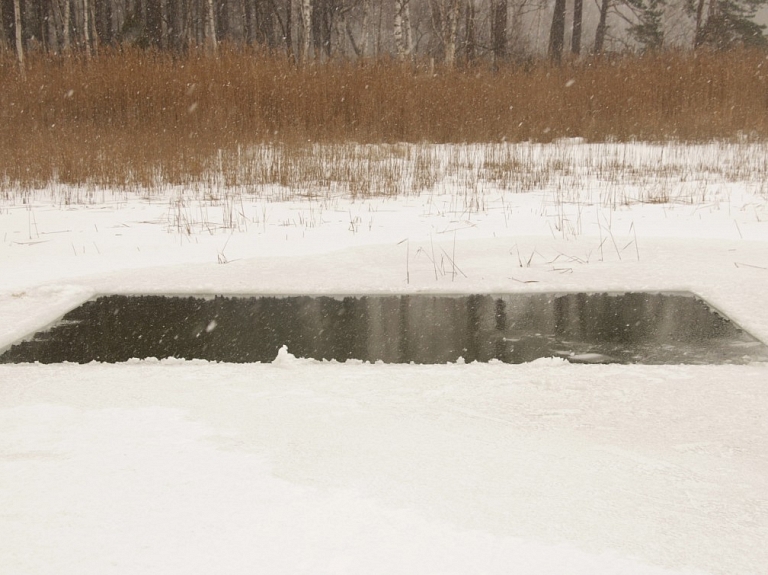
2;47;768;188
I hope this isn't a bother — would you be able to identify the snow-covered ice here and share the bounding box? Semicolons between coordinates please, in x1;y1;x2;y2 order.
2;142;768;574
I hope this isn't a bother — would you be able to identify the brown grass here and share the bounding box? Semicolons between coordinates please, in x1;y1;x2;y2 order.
2;47;768;188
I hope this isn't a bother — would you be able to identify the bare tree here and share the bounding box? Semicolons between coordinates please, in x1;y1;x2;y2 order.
695;0;706;40
512;1;532;53
693;0;767;49
430;0;461;67
332;3;350;57
272;0;296;61
249;0;279;48
594;0;610;52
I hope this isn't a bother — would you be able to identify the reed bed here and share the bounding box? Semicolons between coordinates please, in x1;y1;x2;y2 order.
2;48;768;190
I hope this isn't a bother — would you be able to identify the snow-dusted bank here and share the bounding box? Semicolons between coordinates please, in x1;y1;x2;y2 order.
2;142;767;575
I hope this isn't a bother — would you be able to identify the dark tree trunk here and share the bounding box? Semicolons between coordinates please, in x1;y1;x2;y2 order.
146;0;163;45
311;0;330;59
0;0;9;50
548;0;565;63
94;0;112;45
216;0;227;40
244;0;253;42
571;0;582;55
594;0;608;53
166;0;184;51
694;0;705;45
25;0;45;50
490;0;506;68
264;0;276;46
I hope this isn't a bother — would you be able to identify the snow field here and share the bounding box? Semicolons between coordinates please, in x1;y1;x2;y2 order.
2;142;768;574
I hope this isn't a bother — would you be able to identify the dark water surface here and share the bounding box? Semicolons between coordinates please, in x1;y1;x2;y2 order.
1;293;767;365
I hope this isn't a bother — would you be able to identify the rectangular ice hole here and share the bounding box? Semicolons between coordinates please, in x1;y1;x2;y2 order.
1;292;767;365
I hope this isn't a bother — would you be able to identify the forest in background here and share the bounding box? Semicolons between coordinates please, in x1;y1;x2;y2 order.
2;0;768;67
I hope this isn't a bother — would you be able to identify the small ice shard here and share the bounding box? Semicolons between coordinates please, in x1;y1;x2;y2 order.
205;320;217;333
272;345;296;367
567;352;617;364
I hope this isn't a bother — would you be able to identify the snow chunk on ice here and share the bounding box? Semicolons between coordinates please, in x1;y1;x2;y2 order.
272;345;297;367
567;353;617;364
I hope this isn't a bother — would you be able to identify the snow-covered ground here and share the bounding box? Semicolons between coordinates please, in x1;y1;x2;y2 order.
2;142;768;574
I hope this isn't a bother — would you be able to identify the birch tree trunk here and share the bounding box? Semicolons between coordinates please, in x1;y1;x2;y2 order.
206;0;218;54
83;0;92;58
286;0;295;62
63;0;71;51
89;0;99;52
300;0;312;64
443;0;460;68
394;0;412;61
14;0;24;69
403;0;412;55
360;0;370;57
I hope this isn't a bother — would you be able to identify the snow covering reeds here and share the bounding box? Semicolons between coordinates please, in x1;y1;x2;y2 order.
3;140;766;244
2;48;768;191
3;139;768;201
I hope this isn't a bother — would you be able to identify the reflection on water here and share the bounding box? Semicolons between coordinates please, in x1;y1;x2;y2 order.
1;292;766;365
